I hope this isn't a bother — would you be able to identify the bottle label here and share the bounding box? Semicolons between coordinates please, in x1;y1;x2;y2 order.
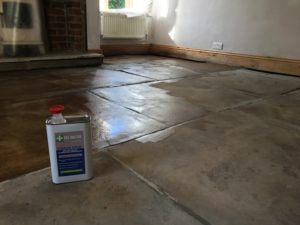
55;131;85;176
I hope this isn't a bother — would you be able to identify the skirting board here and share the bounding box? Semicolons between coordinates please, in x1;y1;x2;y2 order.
88;49;104;54
100;44;151;56
151;44;300;76
95;43;299;76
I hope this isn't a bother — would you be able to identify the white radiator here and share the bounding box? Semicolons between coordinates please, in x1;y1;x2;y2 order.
101;12;147;39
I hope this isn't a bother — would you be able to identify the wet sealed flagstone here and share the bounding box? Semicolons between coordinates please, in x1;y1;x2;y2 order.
0;69;152;102
0;92;165;181
92;83;207;125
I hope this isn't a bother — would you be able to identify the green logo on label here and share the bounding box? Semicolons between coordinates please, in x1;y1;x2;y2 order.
56;135;64;142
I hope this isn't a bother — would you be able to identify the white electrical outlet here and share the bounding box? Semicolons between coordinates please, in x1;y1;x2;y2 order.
212;42;223;50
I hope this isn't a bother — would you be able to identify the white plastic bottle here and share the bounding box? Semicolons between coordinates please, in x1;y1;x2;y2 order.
46;105;93;184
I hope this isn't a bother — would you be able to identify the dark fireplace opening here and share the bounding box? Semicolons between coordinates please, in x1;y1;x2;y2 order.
44;0;87;54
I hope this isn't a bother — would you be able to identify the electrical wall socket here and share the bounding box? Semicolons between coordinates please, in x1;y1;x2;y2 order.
212;41;223;50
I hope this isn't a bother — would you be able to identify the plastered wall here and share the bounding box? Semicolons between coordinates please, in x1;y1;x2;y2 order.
0;18;3;56
86;0;101;50
152;0;300;60
0;3;3;56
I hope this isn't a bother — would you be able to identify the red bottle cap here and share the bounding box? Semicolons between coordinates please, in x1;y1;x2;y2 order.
49;105;65;114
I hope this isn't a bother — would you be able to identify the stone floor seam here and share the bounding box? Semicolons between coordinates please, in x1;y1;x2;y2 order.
105;150;213;225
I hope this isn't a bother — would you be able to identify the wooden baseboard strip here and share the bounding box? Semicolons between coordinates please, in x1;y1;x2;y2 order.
100;44;151;56
88;49;104;54
94;43;299;76
150;44;300;76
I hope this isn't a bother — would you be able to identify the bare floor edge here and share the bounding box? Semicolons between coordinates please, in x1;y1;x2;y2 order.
0;152;205;225
107;151;213;225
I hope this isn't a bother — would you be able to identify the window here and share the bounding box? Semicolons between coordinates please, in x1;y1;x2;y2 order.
109;0;125;9
100;0;133;11
100;0;152;14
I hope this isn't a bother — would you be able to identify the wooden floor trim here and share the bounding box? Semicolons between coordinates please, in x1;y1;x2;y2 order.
88;49;104;54
150;44;300;76
96;43;299;76
100;44;151;56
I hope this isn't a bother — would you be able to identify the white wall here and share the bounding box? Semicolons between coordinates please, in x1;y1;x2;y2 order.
0;17;2;56
86;0;101;50
0;3;3;56
152;0;300;60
